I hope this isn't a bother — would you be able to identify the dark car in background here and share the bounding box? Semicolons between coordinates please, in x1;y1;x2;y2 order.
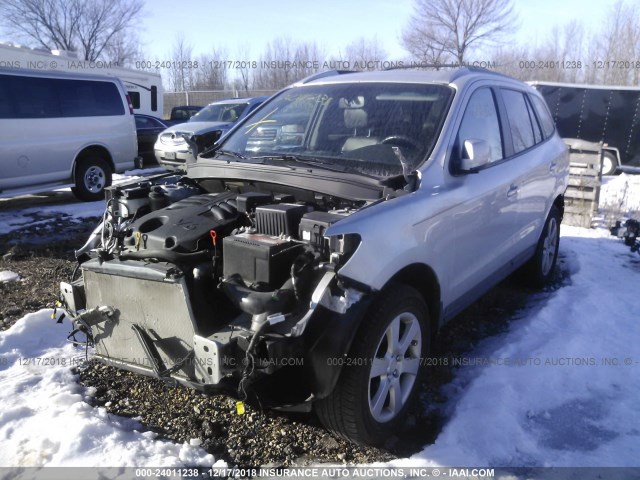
155;96;267;170
134;114;168;167
164;105;204;126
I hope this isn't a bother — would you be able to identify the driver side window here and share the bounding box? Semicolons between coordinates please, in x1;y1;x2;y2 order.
457;88;503;163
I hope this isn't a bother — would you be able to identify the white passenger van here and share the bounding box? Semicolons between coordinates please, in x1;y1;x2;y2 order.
0;68;139;201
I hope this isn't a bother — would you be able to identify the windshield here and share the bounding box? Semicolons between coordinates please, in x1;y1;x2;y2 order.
190;102;248;122
218;82;453;178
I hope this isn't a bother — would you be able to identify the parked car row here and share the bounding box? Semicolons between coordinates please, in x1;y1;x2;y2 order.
0;64;264;200
154;96;267;170
135;97;267;170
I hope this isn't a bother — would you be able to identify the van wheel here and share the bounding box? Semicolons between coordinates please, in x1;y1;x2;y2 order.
524;206;561;287
72;157;112;201
601;152;618;176
315;284;429;446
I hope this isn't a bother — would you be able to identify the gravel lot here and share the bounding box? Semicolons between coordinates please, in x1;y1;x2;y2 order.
0;198;567;466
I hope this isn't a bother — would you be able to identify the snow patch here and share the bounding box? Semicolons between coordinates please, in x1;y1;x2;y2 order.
393;226;640;467
0;270;20;283
0;311;215;467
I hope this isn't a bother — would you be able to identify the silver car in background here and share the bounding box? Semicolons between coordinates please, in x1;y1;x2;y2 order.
154;96;267;170
61;68;569;446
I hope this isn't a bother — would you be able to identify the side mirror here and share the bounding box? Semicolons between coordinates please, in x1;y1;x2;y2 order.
459;139;490;173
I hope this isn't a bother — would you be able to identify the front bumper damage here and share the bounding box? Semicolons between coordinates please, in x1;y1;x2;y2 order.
60;258;370;407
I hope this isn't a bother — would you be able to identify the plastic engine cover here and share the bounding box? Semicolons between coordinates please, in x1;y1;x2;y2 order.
124;191;241;252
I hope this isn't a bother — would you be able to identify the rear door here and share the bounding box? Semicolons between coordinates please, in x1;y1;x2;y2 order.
497;88;563;256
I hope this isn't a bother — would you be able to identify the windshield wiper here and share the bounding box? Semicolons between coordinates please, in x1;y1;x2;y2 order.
213;149;248;160
250;154;348;173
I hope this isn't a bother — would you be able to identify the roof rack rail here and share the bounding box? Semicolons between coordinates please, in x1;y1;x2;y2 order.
383;63;505;81
295;70;356;85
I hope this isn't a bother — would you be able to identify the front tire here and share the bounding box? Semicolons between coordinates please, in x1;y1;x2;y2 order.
315;284;429;446
524;205;561;287
72;156;112;201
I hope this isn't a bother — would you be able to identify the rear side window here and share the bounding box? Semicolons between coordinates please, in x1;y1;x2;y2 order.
525;96;542;144
57;79;124;116
8;75;62;118
0;75;16;118
530;94;556;138
457;88;503;163
0;74;124;118
501;89;536;153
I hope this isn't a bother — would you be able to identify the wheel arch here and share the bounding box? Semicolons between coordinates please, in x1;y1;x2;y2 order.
72;145;114;179
553;194;564;219
383;263;442;339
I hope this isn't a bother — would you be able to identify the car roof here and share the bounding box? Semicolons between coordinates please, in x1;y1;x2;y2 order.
206;96;267;106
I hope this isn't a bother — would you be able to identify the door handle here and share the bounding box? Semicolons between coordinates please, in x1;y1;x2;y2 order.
507;184;519;198
549;161;557;172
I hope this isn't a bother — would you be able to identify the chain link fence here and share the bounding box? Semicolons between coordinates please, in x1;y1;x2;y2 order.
163;90;278;119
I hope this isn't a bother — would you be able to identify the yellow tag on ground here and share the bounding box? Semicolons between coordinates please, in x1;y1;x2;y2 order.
236;401;245;415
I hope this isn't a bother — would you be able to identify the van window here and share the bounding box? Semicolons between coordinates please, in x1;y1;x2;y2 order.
57;79;125;116
10;75;62;118
128;91;141;109
0;74;124;118
0;76;15;118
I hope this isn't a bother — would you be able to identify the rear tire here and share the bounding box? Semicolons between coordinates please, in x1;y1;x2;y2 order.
72;156;112;201
524;206;561;288
315;284;429;446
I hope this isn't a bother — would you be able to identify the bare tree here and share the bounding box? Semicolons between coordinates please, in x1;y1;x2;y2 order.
103;29;142;67
194;48;229;91
253;38;324;90
234;43;253;94
592;0;640;85
402;0;517;64
0;0;144;62
342;36;388;70
166;34;195;92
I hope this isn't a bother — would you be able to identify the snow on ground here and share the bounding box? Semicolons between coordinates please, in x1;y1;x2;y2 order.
391;226;640;468
0;310;215;467
0;168;167;235
0;201;106;235
600;173;640;215
0;271;20;283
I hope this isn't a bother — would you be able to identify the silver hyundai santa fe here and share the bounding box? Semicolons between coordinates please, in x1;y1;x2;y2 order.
61;68;569;445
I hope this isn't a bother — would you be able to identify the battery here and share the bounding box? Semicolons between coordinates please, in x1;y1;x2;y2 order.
223;233;303;287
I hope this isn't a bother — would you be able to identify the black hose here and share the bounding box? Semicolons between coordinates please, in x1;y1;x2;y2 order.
118;249;210;263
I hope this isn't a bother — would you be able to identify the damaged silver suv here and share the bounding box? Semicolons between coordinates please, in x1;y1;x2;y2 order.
61;68;569;445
